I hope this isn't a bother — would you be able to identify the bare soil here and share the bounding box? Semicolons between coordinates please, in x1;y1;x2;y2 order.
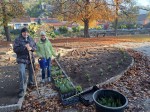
58;47;132;89
0;41;20;106
0;65;19;106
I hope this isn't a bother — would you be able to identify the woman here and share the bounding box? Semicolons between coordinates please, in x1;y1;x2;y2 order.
36;31;56;83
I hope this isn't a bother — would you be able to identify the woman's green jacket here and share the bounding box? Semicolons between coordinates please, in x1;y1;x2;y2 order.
36;38;56;59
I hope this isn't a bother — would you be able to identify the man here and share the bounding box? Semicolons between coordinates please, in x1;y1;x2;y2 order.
36;31;56;83
13;27;36;97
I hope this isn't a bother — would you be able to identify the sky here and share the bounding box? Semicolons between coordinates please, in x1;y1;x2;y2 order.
137;0;150;14
137;0;150;6
106;0;150;13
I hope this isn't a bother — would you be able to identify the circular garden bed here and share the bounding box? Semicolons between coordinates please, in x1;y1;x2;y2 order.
58;47;132;89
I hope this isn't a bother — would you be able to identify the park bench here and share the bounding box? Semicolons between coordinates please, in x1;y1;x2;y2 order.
96;32;106;37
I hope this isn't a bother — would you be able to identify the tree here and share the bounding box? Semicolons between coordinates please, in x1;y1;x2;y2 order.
0;0;25;41
112;0;138;35
22;1;36;17
119;0;138;23
52;0;115;37
26;3;43;17
28;23;54;38
114;0;120;36
23;0;54;18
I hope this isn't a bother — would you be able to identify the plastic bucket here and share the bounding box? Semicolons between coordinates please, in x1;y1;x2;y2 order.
93;89;128;112
38;58;48;69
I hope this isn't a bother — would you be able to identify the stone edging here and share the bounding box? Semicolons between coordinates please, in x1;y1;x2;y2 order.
0;82;27;112
96;57;134;87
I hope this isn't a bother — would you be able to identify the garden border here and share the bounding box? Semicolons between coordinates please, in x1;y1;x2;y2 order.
0;82;27;112
55;48;134;91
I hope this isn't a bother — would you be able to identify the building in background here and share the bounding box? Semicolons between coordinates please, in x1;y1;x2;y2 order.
9;15;31;29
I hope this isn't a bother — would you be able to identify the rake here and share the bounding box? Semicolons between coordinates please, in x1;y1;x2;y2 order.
28;50;41;97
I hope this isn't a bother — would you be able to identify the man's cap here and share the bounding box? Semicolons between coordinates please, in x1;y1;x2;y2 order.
21;27;29;33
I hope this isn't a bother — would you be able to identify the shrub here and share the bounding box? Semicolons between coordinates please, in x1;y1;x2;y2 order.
11;34;17;41
10;29;21;35
59;26;68;34
49;31;56;38
54;30;60;35
28;24;40;38
96;25;103;30
72;26;80;32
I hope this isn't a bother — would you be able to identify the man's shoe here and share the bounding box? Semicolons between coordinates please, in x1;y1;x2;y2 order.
18;90;24;98
41;79;45;83
27;82;35;87
48;77;51;82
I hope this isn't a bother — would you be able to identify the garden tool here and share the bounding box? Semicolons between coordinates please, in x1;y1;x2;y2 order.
28;50;41;97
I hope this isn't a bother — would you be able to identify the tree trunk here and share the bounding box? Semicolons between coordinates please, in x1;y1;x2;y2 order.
4;25;11;41
1;1;11;41
114;18;118;36
114;0;119;36
84;19;90;38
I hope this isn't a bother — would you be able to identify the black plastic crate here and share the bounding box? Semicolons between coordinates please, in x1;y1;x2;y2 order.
79;86;99;106
60;90;80;106
52;60;80;106
61;95;79;106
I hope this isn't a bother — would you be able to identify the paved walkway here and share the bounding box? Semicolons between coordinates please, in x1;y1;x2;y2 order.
112;42;150;58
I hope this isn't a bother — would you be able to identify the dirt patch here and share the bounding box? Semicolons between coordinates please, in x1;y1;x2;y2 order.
58;47;132;89
0;41;19;106
0;65;19;106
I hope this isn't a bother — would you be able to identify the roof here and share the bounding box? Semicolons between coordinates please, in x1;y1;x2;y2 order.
11;15;31;23
30;18;37;22
30;18;60;23
66;22;78;27
46;23;64;26
30;18;66;27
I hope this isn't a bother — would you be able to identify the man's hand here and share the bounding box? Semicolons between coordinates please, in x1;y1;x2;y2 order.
25;44;32;51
